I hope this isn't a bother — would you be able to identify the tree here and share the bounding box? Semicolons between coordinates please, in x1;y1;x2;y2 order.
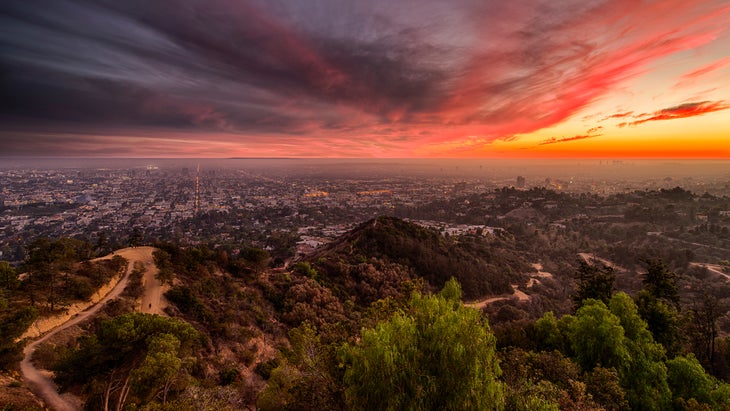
0;261;19;290
342;278;504;410
153;250;175;286
584;367;628;411
0;306;38;369
564;294;671;410
568;299;629;372
130;333;184;405
636;259;682;355
687;289;724;373
22;237;93;310
641;259;680;307
55;313;202;410
129;227;143;247
608;293;671;410
636;290;681;357
572;259;615;308
257;322;343;411
96;231;110;256
666;354;713;405
241;247;270;273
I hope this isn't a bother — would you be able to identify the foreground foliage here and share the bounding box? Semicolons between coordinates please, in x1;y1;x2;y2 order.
55;313;203;410
342;279;504;410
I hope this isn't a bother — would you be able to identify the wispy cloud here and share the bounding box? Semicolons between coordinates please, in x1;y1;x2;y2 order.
601;112;635;121
0;0;729;156
622;101;730;126
674;57;730;88
538;126;603;146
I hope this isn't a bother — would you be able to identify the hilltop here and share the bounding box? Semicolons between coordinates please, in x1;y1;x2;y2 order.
304;216;529;301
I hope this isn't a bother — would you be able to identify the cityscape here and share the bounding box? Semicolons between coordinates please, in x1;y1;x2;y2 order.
3;159;729;264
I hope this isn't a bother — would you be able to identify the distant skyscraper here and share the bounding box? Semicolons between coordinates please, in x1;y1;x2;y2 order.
517;176;526;188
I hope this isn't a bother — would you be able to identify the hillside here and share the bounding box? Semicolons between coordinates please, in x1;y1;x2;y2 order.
3;216;730;410
305;216;530;301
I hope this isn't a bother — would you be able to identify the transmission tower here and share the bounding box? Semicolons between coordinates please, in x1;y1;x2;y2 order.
195;163;200;214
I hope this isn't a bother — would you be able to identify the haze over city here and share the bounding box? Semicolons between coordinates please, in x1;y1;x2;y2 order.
1;0;729;158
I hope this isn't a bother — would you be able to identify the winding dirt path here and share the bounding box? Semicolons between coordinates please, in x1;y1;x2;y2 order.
465;284;530;310
20;247;160;411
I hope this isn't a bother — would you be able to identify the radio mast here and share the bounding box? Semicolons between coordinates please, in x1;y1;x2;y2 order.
195;163;200;214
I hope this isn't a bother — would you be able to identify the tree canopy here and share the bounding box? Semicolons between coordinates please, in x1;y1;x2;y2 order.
55;313;203;410
342;278;504;410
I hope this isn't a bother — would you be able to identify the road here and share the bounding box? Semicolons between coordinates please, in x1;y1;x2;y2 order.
20;246;162;411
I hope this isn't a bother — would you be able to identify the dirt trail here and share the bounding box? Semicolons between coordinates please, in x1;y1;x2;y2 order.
20;246;161;411
139;255;169;315
690;262;730;281
578;253;626;271
465;284;529;310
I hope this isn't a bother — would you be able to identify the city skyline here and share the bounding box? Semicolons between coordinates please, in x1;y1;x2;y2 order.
1;0;730;158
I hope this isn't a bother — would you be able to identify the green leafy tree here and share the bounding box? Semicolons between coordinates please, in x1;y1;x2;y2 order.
641;259;680;307
96;232;110;256
533;311;572;354
257;322;343;411
500;348;601;410
0;306;38;369
342;278;504;410
608;292;671;410
130;333;184;405
564;294;671;409
55;313;202;410
636;290;681;356
292;262;318;280
23;237;93;310
568;299;629;371
667;354;713;406
636;259;683;356
572;259;615;308
0;261;19;290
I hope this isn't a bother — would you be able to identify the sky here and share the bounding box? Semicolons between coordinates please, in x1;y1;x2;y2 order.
1;0;729;158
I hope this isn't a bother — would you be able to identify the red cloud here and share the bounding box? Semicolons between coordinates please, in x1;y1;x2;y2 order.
628;101;730;126
601;112;635;121
538;127;603;146
538;135;595;146
428;0;730;153
675;57;730;88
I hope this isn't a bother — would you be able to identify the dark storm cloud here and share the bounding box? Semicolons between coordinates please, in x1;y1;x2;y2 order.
0;0;448;136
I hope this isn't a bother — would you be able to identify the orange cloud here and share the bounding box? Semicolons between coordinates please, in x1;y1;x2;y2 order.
627;101;730;126
538;126;603;146
601;111;634;121
538;135;595;146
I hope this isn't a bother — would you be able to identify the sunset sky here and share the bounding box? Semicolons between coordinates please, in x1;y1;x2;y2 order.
1;0;729;158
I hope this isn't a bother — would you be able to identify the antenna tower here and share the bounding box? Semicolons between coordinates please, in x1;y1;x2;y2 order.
195;163;200;214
